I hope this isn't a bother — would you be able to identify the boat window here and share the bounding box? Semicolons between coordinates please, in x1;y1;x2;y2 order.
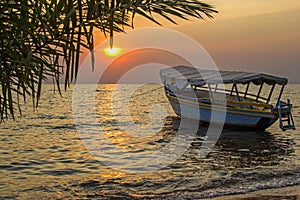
192;81;281;106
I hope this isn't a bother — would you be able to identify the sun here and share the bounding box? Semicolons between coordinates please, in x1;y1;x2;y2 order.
104;47;122;57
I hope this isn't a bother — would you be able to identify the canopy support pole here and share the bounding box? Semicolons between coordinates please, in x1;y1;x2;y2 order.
208;83;214;103
256;83;264;102
266;84;275;104
230;84;235;96
214;84;218;92
244;82;250;99
276;85;285;106
233;83;241;102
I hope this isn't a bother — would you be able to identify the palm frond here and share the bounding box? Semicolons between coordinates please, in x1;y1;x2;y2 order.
0;0;217;120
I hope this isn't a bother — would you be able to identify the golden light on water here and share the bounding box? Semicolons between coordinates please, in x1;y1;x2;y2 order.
104;47;122;56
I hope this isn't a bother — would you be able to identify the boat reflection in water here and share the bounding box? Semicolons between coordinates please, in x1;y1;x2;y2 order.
161;116;295;169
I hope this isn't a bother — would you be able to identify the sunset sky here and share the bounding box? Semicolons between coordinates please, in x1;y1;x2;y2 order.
79;0;300;84
174;0;300;83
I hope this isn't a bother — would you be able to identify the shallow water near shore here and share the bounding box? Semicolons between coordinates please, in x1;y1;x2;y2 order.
0;84;299;199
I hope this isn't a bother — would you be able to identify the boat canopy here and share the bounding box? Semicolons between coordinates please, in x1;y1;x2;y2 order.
160;66;288;88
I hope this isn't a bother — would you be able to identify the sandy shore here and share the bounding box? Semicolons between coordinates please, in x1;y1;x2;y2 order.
203;185;300;200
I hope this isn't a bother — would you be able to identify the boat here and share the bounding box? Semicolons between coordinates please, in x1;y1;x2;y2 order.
160;66;296;131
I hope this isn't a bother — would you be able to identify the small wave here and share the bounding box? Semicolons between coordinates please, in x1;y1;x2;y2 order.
40;168;87;176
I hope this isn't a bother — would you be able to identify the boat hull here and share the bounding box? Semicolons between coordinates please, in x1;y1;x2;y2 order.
166;94;278;131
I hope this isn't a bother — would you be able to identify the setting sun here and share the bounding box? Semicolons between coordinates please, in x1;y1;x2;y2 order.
104;47;122;57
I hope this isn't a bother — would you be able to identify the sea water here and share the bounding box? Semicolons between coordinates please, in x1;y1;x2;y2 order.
0;84;299;199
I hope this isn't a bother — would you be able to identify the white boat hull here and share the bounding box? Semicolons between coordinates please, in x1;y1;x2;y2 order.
166;93;278;130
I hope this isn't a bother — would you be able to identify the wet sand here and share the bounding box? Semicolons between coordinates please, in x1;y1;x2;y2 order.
204;185;300;200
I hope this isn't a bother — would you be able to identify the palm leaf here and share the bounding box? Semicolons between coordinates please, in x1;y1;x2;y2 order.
0;0;217;120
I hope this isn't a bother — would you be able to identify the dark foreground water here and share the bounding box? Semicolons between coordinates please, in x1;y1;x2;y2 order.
0;84;299;199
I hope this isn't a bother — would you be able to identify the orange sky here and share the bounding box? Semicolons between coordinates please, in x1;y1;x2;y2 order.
99;49;191;83
80;0;300;83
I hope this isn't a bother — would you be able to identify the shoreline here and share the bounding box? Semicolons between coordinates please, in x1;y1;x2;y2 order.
203;185;300;200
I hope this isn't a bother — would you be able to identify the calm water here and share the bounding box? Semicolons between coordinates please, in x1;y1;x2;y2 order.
0;84;300;199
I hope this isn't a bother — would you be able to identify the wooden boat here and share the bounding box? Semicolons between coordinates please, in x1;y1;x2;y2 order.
160;66;296;131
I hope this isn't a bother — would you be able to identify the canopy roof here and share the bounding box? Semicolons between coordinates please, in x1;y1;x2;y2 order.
160;66;288;87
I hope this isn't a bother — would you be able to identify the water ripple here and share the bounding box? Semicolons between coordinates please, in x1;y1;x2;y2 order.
0;84;299;199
